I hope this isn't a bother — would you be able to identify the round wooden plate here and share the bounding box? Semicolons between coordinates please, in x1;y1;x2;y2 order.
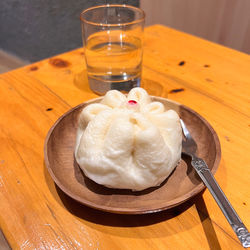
44;96;221;214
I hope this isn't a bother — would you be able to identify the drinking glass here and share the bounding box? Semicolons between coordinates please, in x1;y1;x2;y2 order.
80;4;145;95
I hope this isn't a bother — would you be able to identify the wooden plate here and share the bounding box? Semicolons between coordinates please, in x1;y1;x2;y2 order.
44;96;221;214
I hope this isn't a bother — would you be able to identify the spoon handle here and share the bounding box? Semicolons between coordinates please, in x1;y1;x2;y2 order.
191;156;250;248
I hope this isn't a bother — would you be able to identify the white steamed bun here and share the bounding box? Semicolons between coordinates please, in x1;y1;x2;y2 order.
75;87;182;191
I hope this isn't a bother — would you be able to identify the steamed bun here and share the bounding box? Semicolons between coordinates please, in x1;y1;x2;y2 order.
75;87;182;191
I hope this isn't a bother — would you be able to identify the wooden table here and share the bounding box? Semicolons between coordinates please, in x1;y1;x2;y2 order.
0;25;249;249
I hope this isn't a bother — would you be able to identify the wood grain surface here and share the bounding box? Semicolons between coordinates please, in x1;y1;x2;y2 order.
0;25;249;249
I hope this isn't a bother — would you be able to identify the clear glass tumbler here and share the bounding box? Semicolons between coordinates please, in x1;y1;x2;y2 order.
80;4;145;95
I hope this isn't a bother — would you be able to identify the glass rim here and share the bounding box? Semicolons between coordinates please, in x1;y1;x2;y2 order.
80;4;145;27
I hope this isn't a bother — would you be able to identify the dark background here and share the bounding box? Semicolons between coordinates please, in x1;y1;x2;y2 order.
0;0;139;62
